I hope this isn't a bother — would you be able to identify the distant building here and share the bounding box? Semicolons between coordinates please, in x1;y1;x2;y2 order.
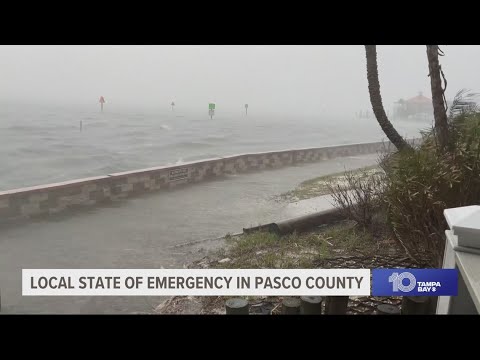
394;92;433;118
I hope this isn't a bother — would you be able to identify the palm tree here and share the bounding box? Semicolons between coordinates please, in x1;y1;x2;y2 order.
426;45;449;150
364;45;412;151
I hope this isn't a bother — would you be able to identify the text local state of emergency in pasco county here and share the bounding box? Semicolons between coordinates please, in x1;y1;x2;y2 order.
23;269;371;296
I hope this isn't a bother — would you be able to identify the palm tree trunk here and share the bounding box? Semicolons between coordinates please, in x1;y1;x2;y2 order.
426;45;449;150
365;45;411;151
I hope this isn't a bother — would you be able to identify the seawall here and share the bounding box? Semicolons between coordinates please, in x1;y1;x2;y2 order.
0;140;411;221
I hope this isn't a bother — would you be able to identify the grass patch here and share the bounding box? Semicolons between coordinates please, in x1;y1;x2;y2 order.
320;222;378;253
213;231;329;269
212;220;397;269
280;165;382;201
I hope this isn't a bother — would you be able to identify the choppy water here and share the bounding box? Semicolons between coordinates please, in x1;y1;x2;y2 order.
0;104;430;191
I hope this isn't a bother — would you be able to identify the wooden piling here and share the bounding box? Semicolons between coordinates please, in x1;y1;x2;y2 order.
325;296;349;315
282;297;301;315
225;298;249;315
401;296;431;315
300;296;323;315
375;304;400;315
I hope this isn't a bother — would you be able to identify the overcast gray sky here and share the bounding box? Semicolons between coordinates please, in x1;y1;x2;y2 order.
1;45;479;116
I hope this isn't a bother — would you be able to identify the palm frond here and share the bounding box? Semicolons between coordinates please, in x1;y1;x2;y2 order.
448;88;479;119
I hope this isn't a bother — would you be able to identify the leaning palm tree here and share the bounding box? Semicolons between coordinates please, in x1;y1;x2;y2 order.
364;45;412;151
426;45;450;150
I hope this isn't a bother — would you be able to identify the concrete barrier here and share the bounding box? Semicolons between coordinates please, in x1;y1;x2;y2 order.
0;139;418;221
243;208;346;236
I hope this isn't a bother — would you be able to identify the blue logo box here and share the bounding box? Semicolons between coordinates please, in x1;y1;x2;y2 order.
372;269;458;296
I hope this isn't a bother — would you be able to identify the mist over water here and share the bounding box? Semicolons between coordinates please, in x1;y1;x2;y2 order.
0;103;429;190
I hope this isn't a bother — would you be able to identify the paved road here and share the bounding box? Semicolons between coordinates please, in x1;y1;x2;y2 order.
0;153;377;314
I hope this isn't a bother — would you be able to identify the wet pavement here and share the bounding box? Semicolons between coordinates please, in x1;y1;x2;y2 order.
0;153;377;314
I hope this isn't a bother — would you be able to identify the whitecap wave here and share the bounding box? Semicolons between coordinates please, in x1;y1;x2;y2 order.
165;158;185;166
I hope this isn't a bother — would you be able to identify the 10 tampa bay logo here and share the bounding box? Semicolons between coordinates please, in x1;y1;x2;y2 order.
372;269;458;296
388;272;441;293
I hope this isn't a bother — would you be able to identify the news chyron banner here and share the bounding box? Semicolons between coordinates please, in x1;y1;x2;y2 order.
22;268;458;297
22;269;370;296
